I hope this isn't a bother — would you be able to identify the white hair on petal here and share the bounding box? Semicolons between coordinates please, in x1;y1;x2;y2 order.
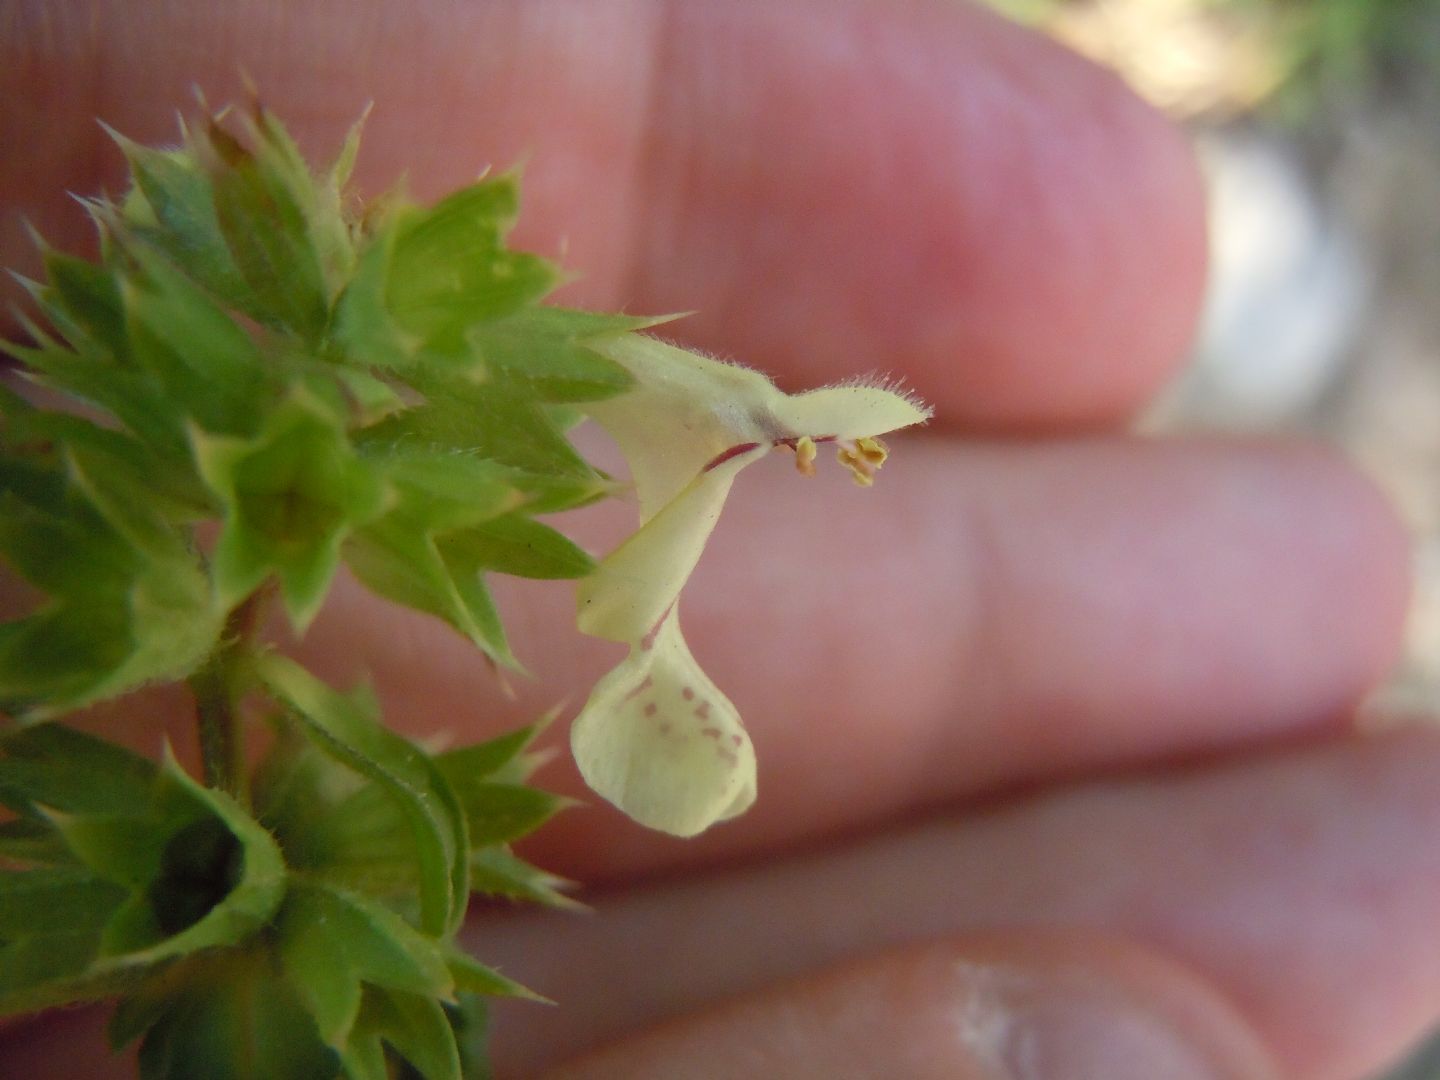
829;371;934;422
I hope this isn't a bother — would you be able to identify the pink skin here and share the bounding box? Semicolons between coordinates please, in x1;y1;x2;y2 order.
0;2;1428;1078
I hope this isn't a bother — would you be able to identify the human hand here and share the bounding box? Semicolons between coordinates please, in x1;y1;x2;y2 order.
1;2;1432;1078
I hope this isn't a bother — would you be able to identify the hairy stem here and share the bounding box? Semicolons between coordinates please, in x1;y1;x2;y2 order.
192;661;243;801
191;588;270;804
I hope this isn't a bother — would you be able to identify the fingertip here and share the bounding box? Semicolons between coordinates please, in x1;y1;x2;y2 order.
897;1;1211;431
1275;443;1413;705
539;932;1278;1080
965;35;1210;429
627;0;1209;429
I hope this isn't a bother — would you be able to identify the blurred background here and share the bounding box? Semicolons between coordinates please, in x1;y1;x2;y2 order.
980;2;1440;1076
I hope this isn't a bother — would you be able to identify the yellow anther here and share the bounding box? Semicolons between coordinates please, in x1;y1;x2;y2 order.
793;435;818;477
837;436;889;487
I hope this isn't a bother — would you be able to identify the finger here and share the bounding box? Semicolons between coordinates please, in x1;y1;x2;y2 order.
301;436;1408;880
476;728;1440;1080
543;934;1278;1080
1;0;1204;428
0;932;1280;1080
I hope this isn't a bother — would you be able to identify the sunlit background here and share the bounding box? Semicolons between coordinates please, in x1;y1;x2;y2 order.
982;2;1440;1077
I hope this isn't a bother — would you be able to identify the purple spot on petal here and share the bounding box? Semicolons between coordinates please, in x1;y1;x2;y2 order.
644;703;657;717
694;702;711;720
701;727;722;740
640;608;673;652
682;687;695;702
621;676;653;703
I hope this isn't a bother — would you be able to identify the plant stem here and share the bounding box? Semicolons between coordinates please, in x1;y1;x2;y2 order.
191;588;270;804
193;659;243;801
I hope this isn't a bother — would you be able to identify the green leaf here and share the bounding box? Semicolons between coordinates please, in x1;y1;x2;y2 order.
276;881;454;1047
254;655;468;936
0;748;288;1017
446;783;564;847
115;104;360;337
327;105;368;198
249;103;359;301
386;177;558;342
0;462;133;714
0;604;130;717
0;866;127;938
342;457;584;661
370;454;521;535
118;239;275;437
39;247;131;362
108;960;188;1049
0;731;263;1019
469;307;656;404
443;515;594;580
254;729;433;902
308;363;407;428
0;579;217;722
444;949;544;1003
345;519;515;667
467;848;578;910
205;117;330;339
446;994;493;1080
331;218;418;372
195;391;386;629
20;410;215;531
251;719;359;871
47;812;179;891
0;457;221;718
350;987;460;1080
0;458;132;595
286;807;427;903
115;133;258;314
436;726;570;844
0;722;158;819
367;373;600;483
91;754;286;962
340;1033;390;1080
133;949;341;1080
0;867;130;1013
0;340;191;460
0;818;74;866
0;927;139;1010
63;442;208;561
432;725;537;785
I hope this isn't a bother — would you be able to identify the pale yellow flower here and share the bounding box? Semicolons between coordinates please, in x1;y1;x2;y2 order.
573;333;930;837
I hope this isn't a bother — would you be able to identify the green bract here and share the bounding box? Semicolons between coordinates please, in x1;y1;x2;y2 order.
0;102;588;1079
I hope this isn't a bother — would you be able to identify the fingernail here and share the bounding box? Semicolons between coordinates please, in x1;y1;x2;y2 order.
953;960;1272;1080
